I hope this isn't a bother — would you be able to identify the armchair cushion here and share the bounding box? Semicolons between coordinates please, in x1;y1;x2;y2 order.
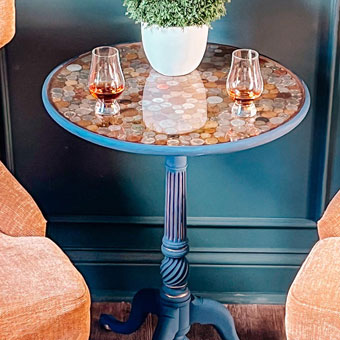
0;162;46;237
286;237;340;340
0;233;90;340
0;0;15;48
318;190;340;239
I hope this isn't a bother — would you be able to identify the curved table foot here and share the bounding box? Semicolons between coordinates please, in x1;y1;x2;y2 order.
99;288;160;334
190;296;240;340
153;315;179;340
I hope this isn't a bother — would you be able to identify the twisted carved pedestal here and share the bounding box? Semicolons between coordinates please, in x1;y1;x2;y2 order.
99;156;239;340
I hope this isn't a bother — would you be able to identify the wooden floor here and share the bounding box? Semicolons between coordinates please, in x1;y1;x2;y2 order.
90;302;286;340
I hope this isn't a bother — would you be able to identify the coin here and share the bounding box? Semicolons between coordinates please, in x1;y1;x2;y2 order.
109;125;121;131
167;139;180;146
66;64;82;72
152;98;164;103
231;119;245;127
204;121;218;129
269;117;284;125
155;134;167;140
86;125;99;132
207;96;223;104
205;137;218;145
200;133;211;139
190;138;204;146
157;84;170;90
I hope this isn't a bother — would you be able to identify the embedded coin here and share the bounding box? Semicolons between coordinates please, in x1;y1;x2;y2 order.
155;134;167;140
286;105;298;111
160;120;176;128
70;116;81;122
190;138;205;146
182;103;195;109
205;137;218;145
161;102;172;108
127;135;142;142
108;125;121;131
180;139;190;145
231;119;245;127
214;131;225;138
63;85;74;91
179;135;191;142
200;133;211;139
167;139;180;146
269;117;284;125
63;111;76;118
207;96;223;104
167;81;179;86
64;91;75;97
141;137;155;144
152;98;164;103
164;128;178;134
187;98;198;104
204;121;218;129
202;71;213;78
86;125;99;132
143;131;156;138
207;76;218;82
66;64;82;72
259;125;270;132
157;84;169;90
148;105;162;112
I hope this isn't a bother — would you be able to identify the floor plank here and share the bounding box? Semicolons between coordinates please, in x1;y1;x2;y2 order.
90;302;286;340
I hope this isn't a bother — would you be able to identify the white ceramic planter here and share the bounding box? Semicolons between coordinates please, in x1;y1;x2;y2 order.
141;24;209;76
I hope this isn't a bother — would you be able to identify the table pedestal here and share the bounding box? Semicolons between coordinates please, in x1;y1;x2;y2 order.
100;156;239;340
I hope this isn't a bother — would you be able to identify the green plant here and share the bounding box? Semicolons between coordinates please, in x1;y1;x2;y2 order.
123;0;230;28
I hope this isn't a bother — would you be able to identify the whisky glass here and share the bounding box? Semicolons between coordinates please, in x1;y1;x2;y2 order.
88;46;125;115
226;49;263;117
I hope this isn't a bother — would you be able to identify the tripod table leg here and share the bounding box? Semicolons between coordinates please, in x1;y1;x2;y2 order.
190;296;240;340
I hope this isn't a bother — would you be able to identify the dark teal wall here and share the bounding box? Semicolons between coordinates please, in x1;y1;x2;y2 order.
1;0;339;303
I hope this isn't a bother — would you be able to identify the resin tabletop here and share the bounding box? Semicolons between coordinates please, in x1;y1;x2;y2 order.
42;43;310;340
42;43;310;156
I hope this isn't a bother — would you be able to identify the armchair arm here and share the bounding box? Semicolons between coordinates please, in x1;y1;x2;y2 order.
0;0;15;48
317;190;340;239
0;162;46;236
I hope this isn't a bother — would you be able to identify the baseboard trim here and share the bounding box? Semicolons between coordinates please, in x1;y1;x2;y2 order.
65;248;308;266
49;215;316;229
90;289;287;305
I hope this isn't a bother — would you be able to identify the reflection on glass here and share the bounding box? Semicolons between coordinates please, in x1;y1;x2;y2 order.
226;49;263;117
142;70;207;135
88;46;125;116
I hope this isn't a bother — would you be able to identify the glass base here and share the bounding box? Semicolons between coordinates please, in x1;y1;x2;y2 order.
95;100;120;115
232;102;257;118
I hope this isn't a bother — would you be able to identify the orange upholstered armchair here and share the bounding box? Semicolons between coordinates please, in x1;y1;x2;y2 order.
0;2;90;339
0;162;91;340
0;0;15;48
286;190;340;339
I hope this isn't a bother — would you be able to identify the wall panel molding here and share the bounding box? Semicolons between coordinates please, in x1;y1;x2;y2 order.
0;48;14;172
309;0;340;219
49;215;316;229
48;216;318;303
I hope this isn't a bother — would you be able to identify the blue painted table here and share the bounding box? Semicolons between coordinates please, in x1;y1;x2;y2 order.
42;42;310;340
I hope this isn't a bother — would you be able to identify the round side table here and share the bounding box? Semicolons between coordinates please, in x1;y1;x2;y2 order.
42;42;310;340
